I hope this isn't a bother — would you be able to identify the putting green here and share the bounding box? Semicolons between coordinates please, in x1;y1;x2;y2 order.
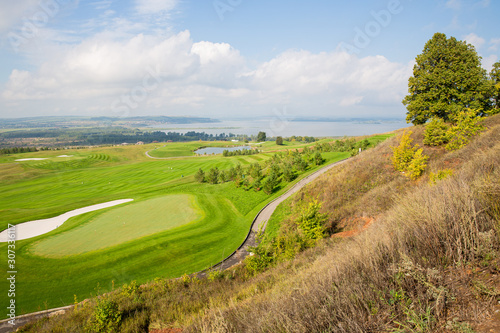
30;194;203;258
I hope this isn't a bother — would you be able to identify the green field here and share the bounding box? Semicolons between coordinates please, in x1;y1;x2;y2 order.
0;135;399;316
0;139;354;316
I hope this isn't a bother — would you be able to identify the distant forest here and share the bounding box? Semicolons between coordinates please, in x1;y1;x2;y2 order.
0;128;239;148
83;131;237;145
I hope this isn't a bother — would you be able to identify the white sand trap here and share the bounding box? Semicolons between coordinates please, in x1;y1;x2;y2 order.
57;155;73;158
15;158;48;161
0;199;133;242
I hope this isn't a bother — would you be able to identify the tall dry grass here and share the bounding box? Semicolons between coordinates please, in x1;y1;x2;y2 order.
19;115;500;332
186;119;500;332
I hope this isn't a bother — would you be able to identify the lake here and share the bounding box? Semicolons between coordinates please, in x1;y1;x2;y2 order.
194;146;251;155
151;118;410;137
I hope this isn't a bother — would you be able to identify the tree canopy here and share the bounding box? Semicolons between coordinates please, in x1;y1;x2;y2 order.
490;61;500;110
403;32;491;125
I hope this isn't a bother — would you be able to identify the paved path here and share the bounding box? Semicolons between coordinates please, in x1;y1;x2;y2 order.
1;157;349;331
199;157;349;274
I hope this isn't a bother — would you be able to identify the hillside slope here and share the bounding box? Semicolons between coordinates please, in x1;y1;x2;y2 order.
19;115;500;332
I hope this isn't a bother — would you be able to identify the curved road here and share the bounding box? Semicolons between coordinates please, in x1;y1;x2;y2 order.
0;156;349;332
198;157;349;274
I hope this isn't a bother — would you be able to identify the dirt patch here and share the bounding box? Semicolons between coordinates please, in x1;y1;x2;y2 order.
332;216;375;238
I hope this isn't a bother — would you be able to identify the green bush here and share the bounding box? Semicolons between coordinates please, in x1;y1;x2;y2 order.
429;169;454;185
424;118;449;146
86;298;122;333
245;247;274;275
121;280;139;297
296;199;328;245
194;168;205;183
392;131;428;180
406;148;428;180
445;109;484;150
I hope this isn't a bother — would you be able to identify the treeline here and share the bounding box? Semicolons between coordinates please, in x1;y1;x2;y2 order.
313;137;370;155
222;148;259;157
0;146;50;155
0;128;245;147
195;149;326;194
285;135;317;143
82;131;239;145
196;137;375;194
0;129;68;139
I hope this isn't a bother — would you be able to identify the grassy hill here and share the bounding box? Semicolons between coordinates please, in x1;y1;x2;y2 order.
16;114;500;332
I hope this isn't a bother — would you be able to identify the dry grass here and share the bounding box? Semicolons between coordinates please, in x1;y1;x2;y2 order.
185;116;500;332
18;115;500;333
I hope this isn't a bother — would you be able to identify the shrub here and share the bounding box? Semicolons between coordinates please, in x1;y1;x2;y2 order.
445;109;484;150
314;152;325;165
424;118;449;146
406;148;429;180
207;269;224;281
121;280;139;297
392;131;428;179
194;168;205;183
296;199;328;245
429;169;454;185
244;247;274;275
86;298;122;333
207;167;219;184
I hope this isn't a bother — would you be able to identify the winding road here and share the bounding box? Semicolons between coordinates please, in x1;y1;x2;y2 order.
0;156;349;332
198;157;349;274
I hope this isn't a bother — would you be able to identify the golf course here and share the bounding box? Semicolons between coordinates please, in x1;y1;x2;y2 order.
0;137;384;316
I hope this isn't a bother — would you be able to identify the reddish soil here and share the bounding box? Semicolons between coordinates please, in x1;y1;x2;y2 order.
332;216;375;238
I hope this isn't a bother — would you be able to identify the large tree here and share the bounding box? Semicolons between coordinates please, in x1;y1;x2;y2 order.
403;32;491;125
490;61;500;111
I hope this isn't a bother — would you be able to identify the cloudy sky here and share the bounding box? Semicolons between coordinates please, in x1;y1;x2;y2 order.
0;0;498;120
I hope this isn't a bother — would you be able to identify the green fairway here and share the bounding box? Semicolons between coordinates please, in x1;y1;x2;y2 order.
30;194;203;257
0;139;358;316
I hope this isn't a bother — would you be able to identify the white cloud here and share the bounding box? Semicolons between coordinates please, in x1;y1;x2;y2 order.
1;29;413;118
90;1;112;10
489;38;500;51
482;55;498;71
0;0;39;34
135;0;178;15
463;33;486;50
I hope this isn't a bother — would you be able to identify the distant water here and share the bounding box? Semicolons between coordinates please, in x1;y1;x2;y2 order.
151;119;410;137
195;146;251;155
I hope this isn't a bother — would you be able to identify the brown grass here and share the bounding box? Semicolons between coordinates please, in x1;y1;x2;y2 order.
18;114;500;333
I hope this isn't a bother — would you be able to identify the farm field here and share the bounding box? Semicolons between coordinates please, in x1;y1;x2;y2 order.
0;139;358;316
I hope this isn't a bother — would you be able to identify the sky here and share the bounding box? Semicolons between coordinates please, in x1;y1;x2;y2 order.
0;0;498;120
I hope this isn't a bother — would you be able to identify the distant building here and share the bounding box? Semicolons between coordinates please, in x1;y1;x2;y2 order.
153;141;159;143
232;139;239;142
167;140;173;143
121;143;129;146
136;141;144;145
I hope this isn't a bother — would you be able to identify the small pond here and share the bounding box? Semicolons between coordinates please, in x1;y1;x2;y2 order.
194;146;252;155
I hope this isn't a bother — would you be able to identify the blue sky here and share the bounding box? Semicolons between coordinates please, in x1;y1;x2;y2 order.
0;0;498;119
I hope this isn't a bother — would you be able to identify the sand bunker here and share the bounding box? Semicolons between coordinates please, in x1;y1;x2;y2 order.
57;155;73;158
15;158;48;161
0;199;133;242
